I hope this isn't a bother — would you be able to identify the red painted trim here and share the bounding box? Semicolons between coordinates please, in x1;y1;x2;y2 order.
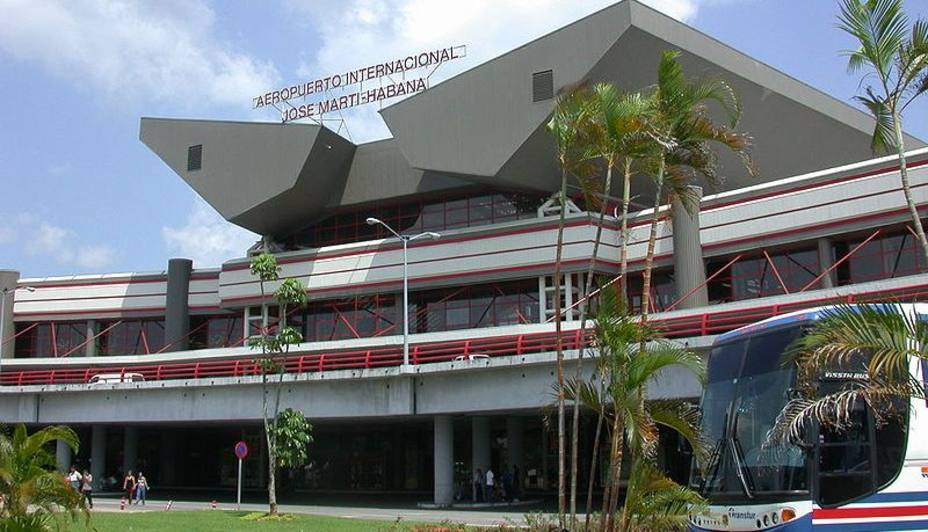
813;505;928;519
702;204;928;252
703;158;928;212
702;180;928;232
221;218;633;272
19;290;218;305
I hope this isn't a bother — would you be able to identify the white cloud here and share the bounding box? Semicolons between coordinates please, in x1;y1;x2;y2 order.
283;0;729;142
0;225;15;244
0;0;278;108
25;222;117;270
162;199;259;268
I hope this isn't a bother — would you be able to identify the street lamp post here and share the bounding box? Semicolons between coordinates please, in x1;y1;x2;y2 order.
366;217;440;368
0;285;35;377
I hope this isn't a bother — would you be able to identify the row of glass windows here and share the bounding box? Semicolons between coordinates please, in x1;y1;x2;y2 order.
285;190;542;249
13;226;927;357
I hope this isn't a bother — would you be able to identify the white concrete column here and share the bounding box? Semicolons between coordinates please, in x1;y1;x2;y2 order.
0;270;19;362
818;238;835;289
85;320;97;357
433;415;454;506
123;426;138;473
91;425;106;490
671;186;708;309
56;439;72;473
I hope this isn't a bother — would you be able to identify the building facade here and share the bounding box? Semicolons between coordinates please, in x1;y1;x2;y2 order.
1;0;927;505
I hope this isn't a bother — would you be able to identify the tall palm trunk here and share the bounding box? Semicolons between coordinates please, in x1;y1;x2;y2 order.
600;416;625;532
639;160;666;323
892;110;928;262
571;163;615;525
553;170;569;527
584;396;605;529
619;159;632;306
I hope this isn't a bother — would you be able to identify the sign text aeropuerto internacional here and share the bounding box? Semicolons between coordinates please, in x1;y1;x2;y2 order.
252;45;465;123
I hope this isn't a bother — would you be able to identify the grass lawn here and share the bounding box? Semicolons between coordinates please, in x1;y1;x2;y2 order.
87;510;448;532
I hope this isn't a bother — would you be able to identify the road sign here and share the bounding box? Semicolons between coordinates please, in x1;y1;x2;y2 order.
234;440;248;510
234;441;249;460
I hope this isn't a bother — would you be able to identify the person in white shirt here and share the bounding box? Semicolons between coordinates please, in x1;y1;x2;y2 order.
67;466;82;492
485;468;495;503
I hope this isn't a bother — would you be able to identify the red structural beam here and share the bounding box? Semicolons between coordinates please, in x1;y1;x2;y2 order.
1;322;37;346
763;250;789;294
799;229;882;292
664;255;742;313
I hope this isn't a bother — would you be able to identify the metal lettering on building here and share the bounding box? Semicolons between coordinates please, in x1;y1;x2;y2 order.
253;45;466;123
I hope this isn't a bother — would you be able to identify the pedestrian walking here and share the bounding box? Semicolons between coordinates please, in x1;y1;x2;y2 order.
122;470;136;504
473;468;484;502
512;465;521;501
67;466;82;492
135;472;149;505
80;470;94;509
485;467;495;503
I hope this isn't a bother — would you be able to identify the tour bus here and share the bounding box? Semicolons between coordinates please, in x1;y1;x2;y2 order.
688;305;928;531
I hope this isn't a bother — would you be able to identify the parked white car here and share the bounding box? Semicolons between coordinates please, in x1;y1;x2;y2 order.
88;372;145;384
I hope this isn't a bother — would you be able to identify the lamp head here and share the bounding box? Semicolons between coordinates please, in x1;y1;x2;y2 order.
365;217;379;226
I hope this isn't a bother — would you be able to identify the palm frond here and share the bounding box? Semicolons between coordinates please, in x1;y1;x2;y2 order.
854;88;896;153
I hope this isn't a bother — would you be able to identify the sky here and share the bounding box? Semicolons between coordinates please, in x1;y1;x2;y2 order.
1;0;927;279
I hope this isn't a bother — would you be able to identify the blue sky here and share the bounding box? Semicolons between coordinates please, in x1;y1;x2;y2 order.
1;0;926;278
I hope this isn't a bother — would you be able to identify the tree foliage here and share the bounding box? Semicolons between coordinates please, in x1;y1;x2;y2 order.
271;408;314;470
0;424;88;531
248;251;311;514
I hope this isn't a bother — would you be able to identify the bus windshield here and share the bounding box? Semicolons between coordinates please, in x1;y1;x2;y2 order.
692;325;809;503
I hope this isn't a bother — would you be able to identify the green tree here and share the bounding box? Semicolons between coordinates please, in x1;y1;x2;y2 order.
564;286;707;532
570;84;655;526
839;0;928;262
272;408;314;470
0;424;88;531
248;252;310;515
546;86;595;528
767;303;927;448
639;50;753;323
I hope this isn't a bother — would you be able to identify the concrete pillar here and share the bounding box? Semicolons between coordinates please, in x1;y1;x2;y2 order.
0;270;19;362
56;439;72;473
433;415;454;506
817;238;835;289
164;258;192;353
123;426;138;473
91;425;106;490
85;320;97;357
671;186;708;309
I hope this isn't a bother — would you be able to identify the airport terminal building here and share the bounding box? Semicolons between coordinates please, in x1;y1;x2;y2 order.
2;0;927;504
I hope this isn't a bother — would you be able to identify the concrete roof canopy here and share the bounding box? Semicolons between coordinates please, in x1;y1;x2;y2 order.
141;0;919;237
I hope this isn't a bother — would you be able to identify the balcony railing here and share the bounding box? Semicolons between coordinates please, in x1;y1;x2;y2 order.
4;276;928;387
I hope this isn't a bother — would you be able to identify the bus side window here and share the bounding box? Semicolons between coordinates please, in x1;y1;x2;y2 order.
815;397;907;507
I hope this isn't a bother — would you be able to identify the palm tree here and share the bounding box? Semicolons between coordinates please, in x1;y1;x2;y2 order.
564;286;706;532
839;0;928;262
767;303;927;448
639;50;753;322
0;424;88;531
618;460;708;532
570;84;654;525
546;87;594;527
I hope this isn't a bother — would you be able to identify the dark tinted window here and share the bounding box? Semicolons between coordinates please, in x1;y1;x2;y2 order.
816;394;907;506
187;144;202;171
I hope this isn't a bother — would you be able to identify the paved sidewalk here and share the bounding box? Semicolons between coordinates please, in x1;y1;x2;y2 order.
90;497;543;527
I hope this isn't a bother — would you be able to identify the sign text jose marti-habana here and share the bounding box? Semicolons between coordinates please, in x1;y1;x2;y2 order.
253;45;466;123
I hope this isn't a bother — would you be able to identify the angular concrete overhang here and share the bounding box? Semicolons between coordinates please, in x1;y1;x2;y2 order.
380;0;923;194
140;117;356;236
